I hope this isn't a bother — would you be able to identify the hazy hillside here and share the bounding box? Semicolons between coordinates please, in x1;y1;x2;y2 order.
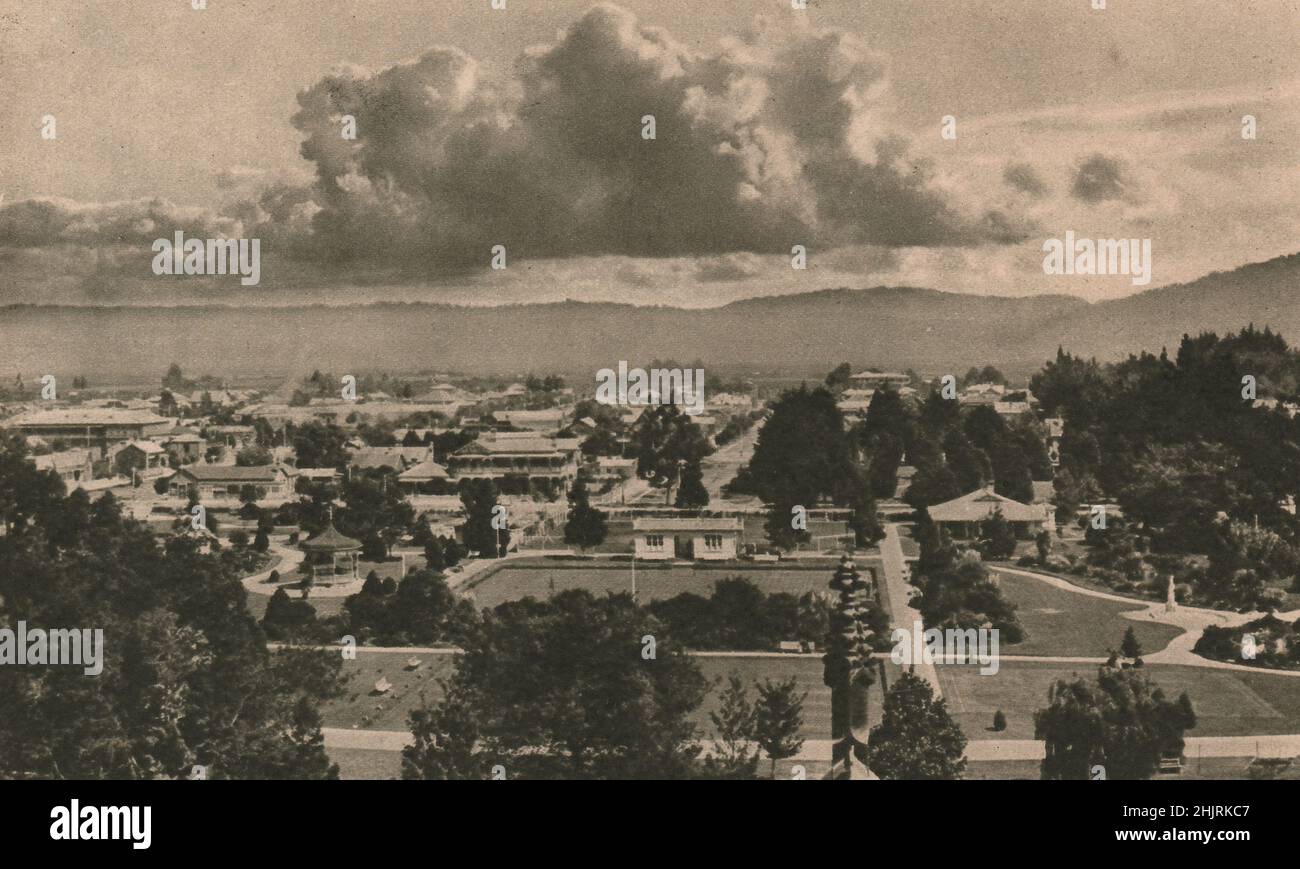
0;253;1295;382
1053;253;1300;358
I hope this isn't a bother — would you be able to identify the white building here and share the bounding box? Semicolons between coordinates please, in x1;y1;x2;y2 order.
632;517;742;561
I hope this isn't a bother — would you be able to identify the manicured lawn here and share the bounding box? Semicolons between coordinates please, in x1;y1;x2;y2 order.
462;561;880;610
329;747;404;780
319;650;902;744
321;652;1300;780
935;660;1300;741
320;652;458;732
991;569;1183;657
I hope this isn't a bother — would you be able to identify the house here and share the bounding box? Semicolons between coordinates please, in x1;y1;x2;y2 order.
31;448;95;484
927;486;1054;539
397;460;451;492
836;398;874;422
204;425;256;447
568;416;600;437
296;467;343;483
166;464;291;501
75;476;133;501
494;408;566;432
10;408;171;455
349;446;431;473
707;392;754;413
109;440;171;478
160;431;205;464
632;517;742;561
447;432;579;493
595;456;636;480
849;371;910;390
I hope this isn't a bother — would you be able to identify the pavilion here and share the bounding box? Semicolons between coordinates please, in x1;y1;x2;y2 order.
300;520;362;581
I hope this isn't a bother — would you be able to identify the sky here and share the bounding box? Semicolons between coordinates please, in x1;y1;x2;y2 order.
0;0;1296;307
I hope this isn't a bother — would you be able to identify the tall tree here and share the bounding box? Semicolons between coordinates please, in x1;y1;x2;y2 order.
673;458;710;509
292;421;350;469
753;677;806;779
459;479;510;558
563;478;608;551
0;435;342;779
631;404;710;504
869;671;968;780
405;591;709;779
1035;665;1196;780
703;674;759;780
742;386;856;508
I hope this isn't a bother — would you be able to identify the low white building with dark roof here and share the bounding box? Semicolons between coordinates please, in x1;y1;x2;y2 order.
632;516;742;561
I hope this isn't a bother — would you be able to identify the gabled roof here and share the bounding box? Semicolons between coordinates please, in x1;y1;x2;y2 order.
928;487;1049;523
349;446;429;470
455;435;570;456
32;449;93;472
173;464;283;483
398;460;450;481
119;440;166;454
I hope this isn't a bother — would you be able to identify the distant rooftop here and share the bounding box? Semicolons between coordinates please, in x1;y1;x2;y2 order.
11;408;168;427
632;517;743;532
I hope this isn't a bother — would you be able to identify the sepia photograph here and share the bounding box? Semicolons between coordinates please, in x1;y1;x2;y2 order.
0;0;1297;843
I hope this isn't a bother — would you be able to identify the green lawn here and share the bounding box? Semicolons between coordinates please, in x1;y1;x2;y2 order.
463;561;879;610
991;569;1183;657
321;652;458;732
321;652;1300;780
936;659;1300;741
332;749;1288;780
319;650;904;743
329;747;405;780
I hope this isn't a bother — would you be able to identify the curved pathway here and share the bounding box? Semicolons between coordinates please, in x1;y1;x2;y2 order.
990;564;1300;676
239;533;366;601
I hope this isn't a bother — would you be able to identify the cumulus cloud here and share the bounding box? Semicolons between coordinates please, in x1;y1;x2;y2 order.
0;4;1033;304
0;197;240;249
285;3;1024;275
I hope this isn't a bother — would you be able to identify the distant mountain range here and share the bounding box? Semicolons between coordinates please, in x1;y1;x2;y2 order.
1;253;1297;382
